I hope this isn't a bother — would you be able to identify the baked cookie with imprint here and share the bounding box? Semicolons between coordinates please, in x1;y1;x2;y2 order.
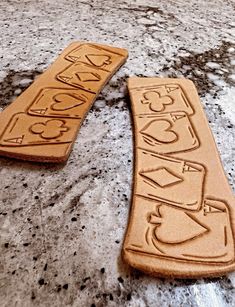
0;42;128;162
123;77;235;278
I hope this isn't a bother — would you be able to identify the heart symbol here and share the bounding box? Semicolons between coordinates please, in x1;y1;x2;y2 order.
141;119;178;144
51;93;86;111
142;91;174;112
149;206;208;244
86;54;112;67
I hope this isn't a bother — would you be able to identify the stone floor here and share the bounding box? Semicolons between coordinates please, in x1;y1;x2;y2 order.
0;0;234;306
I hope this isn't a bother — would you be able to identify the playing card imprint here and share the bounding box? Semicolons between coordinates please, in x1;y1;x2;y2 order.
125;197;234;264
137;151;205;210
28;87;95;119
130;83;194;115
138;112;199;154
123;78;235;278
0;113;77;147
0;42;128;161
64;43;126;72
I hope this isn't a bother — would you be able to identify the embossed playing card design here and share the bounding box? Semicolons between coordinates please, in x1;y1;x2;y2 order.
125;197;234;264
130;84;194;115
65;43;125;72
0;113;79;146
136;150;205;210
137;112;199;154
0;42;128;162
124;77;235;278
56;62;109;93
28;88;95;119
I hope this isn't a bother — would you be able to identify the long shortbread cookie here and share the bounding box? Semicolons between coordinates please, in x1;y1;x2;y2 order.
0;42;128;162
123;77;235;278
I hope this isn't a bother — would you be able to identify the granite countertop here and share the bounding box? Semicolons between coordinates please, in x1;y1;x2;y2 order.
0;0;234;306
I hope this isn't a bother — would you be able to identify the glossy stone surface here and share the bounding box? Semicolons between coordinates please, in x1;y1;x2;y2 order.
0;0;234;306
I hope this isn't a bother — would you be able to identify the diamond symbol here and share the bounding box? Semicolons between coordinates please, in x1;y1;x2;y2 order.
140;167;183;188
75;72;101;82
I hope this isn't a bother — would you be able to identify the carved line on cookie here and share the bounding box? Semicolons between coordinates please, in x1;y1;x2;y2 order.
182;252;228;259
1;140;72;148
125;248;234;265
204;196;235;247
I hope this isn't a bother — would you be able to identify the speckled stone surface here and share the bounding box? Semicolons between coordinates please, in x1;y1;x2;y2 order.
0;0;234;306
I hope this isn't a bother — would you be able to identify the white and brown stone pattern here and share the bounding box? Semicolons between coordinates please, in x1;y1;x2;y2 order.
0;0;234;306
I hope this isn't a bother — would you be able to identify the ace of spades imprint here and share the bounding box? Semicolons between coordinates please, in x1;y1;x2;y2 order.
28;88;95;119
65;43;125;72
136;150;205;210
56;62;109;93
137;111;199;154
0;113;79;147
125;197;234;264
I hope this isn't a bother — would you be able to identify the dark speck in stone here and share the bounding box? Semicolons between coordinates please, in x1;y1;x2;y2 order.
83;277;90;283
4;243;9;248
31;291;36;300
63;284;68;290
23;183;28;188
23;243;30;247
127;293;132;300
38;278;45;286
71;217;77;222
80;285;86;290
118;277;124;283
100;268;105;274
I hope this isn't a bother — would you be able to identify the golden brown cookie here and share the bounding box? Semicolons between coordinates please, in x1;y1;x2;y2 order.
123;77;235;278
0;42;128;162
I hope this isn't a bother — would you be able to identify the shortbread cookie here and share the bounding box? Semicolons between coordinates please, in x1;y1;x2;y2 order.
123;77;235;278
0;42;128;162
